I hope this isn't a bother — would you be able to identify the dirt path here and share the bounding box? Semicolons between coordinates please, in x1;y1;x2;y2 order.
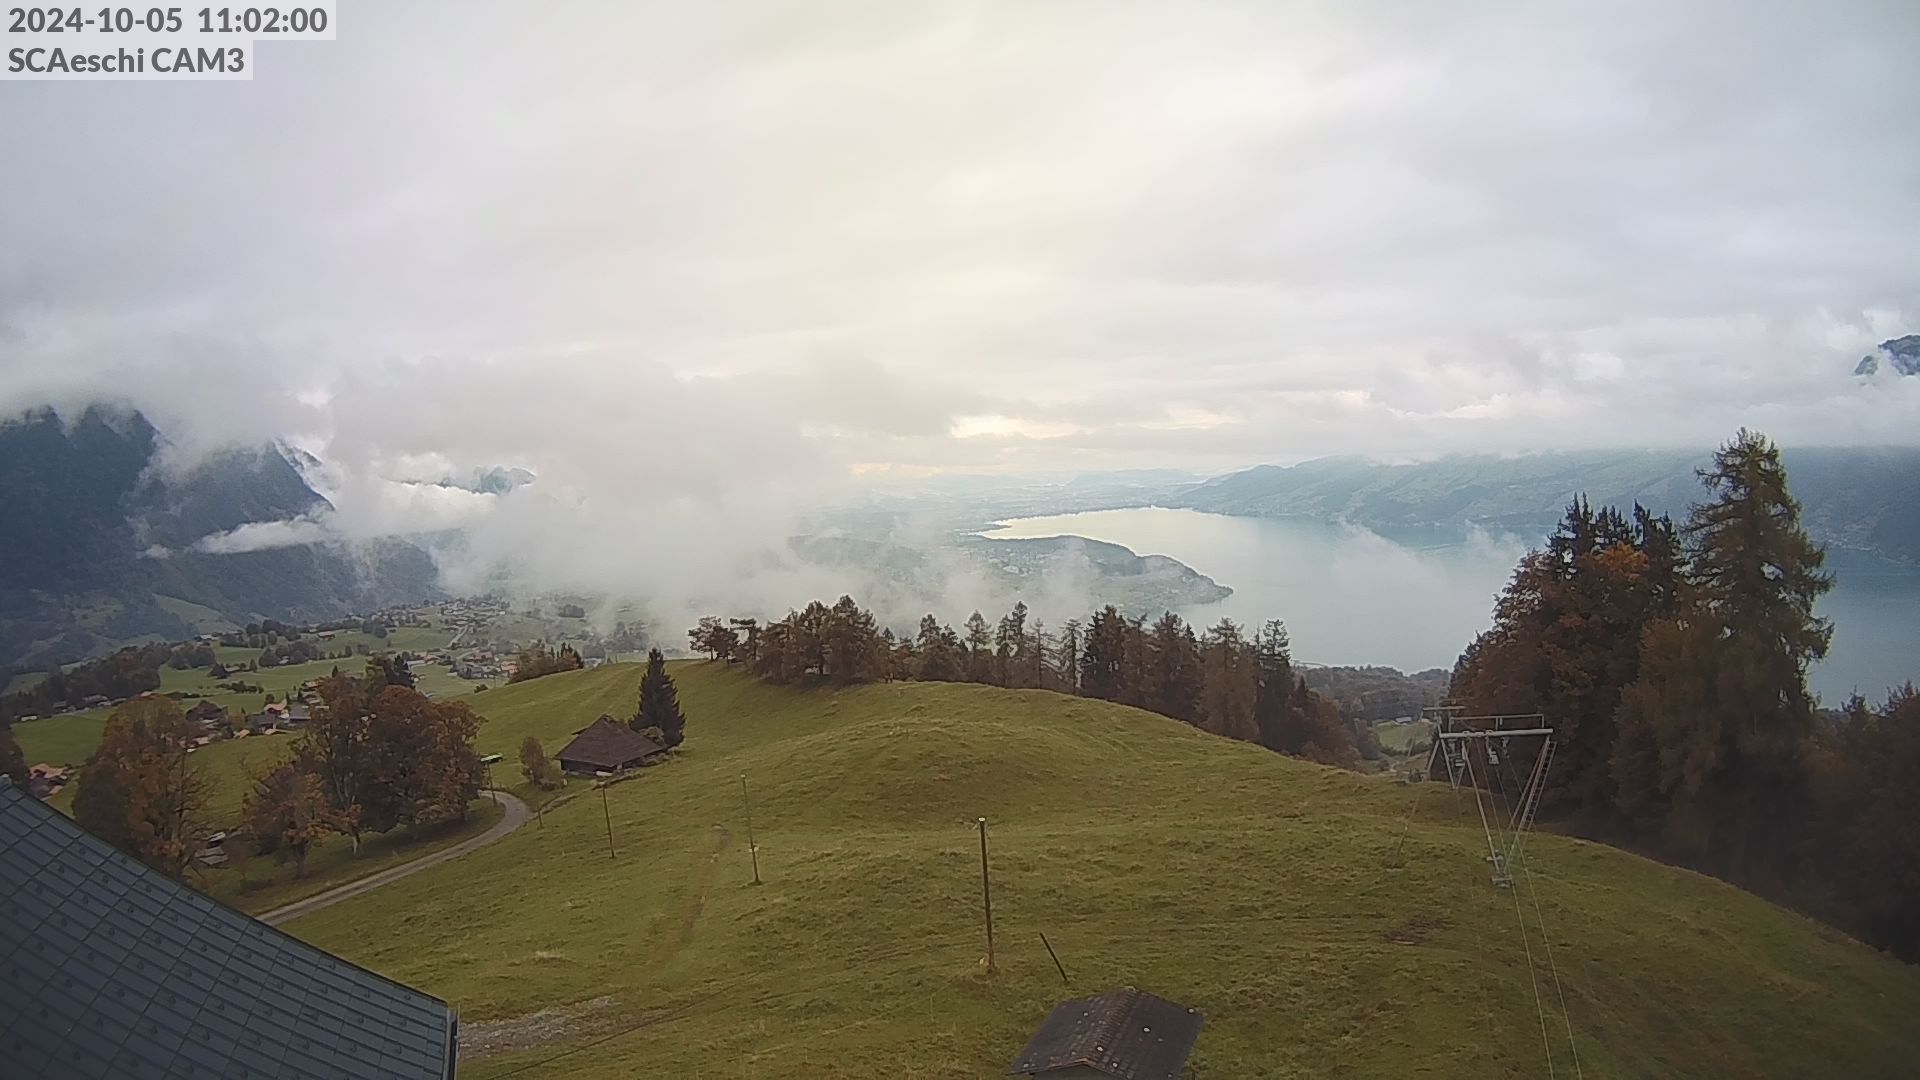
260;791;532;926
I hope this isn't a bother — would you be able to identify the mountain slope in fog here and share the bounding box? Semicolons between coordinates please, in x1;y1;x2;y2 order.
1168;447;1920;562
0;406;439;674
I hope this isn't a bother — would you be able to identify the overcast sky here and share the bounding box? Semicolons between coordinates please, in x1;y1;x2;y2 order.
4;0;1918;500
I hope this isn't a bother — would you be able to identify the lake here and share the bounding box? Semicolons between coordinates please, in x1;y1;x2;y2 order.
983;507;1917;706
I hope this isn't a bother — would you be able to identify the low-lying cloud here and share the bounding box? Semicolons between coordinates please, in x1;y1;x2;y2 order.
3;0;1917;628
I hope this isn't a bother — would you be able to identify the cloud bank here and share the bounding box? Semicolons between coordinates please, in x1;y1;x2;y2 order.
2;0;1917;620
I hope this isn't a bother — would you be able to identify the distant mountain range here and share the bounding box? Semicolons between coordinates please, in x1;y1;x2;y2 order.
1163;446;1920;563
0;407;439;676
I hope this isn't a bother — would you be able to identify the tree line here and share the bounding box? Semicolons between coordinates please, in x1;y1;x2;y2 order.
691;601;1377;768
64;660;484;881
508;641;585;683
0;643;170;719
1451;429;1920;959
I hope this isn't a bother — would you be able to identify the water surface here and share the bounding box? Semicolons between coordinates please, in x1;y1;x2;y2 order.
985;507;1916;705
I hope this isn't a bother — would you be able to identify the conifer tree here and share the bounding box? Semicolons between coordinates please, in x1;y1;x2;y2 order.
1613;429;1832;873
963;611;993;683
1078;606;1127;700
635;647;687;748
1145;611;1203;722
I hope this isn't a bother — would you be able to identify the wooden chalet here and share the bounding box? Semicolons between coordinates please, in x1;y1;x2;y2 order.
554;716;667;775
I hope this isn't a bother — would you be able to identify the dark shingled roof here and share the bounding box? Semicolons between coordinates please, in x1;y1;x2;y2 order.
185;700;228;724
0;776;457;1079
554;715;666;771
1007;987;1204;1079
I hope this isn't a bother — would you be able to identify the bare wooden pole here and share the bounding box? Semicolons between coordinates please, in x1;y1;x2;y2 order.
741;774;761;885
978;817;996;973
601;783;615;860
1040;932;1069;986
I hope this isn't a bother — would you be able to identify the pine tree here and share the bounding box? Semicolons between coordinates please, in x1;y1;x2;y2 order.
963;611;992;683
1200;619;1257;742
1613;429;1832;874
1145;612;1203;722
1078;607;1126;700
1056;619;1082;694
916;615;962;681
994;602;1028;687
635;647;687;748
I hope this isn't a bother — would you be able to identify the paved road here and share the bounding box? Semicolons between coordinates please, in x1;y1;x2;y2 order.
260;791;532;926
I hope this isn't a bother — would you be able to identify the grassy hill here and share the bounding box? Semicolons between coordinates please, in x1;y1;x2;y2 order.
269;663;1920;1078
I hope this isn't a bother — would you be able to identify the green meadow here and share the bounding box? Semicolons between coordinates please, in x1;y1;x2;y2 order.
257;662;1920;1078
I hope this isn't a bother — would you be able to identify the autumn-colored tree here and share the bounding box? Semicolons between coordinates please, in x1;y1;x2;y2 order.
1451;498;1680;818
298;674;372;853
519;734;561;789
241;759;334;877
72;697;209;879
357;687;485;831
634;648;687;748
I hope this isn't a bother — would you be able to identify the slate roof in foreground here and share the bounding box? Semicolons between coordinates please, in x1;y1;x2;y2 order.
0;776;457;1080
1007;986;1204;1079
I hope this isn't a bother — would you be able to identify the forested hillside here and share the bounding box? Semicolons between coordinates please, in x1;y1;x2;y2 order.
1169;446;1920;562
0;406;439;675
1451;430;1920;960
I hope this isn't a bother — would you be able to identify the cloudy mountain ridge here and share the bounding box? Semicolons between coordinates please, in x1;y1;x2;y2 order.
0;406;440;675
1165;446;1920;563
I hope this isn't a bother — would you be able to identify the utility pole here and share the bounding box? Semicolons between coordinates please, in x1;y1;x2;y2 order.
601;783;615;860
978;817;996;974
741;774;761;885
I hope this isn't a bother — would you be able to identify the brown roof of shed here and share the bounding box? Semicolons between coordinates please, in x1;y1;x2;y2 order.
555;715;666;770
1007;987;1204;1079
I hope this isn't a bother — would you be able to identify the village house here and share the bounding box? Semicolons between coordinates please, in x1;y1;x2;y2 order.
1007;988;1205;1080
554;716;668;775
184;699;232;738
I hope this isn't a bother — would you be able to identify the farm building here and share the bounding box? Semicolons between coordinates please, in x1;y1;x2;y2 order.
554;715;667;775
184;700;231;735
1007;987;1204;1079
0;776;458;1078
